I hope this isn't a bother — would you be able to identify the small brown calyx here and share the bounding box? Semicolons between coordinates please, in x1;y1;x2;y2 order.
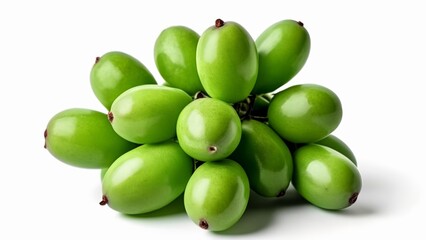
199;219;209;230
43;129;48;149
215;19;225;28
95;56;101;64
208;146;218;153
297;21;304;27
99;195;108;206
348;192;359;205
277;189;286;197
107;111;114;123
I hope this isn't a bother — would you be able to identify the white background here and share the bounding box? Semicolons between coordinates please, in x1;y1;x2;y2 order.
1;0;425;239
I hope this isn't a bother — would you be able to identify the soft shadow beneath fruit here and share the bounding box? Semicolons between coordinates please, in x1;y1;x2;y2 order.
214;187;308;235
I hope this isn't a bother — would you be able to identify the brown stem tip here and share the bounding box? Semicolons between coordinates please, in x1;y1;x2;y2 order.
43;129;48;149
297;21;304;27
349;192;359;205
215;19;225;28
199;219;209;230
95;56;101;64
108;112;114;123
99;195;108;206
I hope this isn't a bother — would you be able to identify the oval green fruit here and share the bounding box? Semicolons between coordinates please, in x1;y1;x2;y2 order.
268;84;343;143
44;108;138;168
315;134;357;166
109;84;192;144
292;144;362;210
90;51;157;110
154;25;204;95
100;141;193;214
184;159;250;231
196;19;258;103
176;97;242;161
230;119;293;197
252;19;311;94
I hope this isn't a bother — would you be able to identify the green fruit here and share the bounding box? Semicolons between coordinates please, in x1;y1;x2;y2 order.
109;84;192;144
230;119;293;197
176;97;242;161
44;108;138;169
100;168;108;181
315;134;357;166
292;144;362;210
196;19;258;103
100;141;193;214
154;25;204;95
268;84;342;143
90;51;157;110
184;159;250;231
252;19;311;94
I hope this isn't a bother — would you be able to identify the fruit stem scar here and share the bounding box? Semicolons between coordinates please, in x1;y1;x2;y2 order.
99;195;108;205
277;190;286;197
43;129;48;148
199;219;209;230
297;21;304;27
349;192;359;205
208;146;218;153
215;19;225;28
108;112;114;122
95;56;101;64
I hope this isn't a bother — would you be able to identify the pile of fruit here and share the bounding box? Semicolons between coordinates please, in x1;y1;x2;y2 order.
44;18;362;232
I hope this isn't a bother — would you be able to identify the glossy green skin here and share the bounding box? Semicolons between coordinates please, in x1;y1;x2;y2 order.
252;19;311;94
100;168;108;181
176;98;242;161
110;84;192;144
154;26;204;95
315;134;357;166
231;120;293;197
44;108;138;168
292;144;362;210
196;20;258;103
90;51;157;110
268;84;342;143
184;159;250;231
102;142;193;214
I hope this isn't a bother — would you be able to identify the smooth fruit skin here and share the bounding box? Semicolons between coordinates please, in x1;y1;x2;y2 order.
252;19;311;94
230;119;293;197
176;97;242;161
184;159;250;231
101;141;193;215
292;144;362;210
196;19;258;103
109;84;192;144
268;84;343;143
315;134;357;166
154;26;204;95
44;108;138;168
90;51;157;110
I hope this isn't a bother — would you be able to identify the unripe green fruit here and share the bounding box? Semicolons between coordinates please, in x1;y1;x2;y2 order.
154;25;204;95
231;119;293;197
292;144;362;210
109;84;192;144
176;97;242;161
196;19;258;103
44;108;138;169
90;51;157;110
268;84;342;143
315;134;357;166
100;141;193;214
184;159;250;231
252;19;311;94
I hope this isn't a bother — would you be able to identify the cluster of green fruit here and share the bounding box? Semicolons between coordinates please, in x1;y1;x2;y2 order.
44;18;362;232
